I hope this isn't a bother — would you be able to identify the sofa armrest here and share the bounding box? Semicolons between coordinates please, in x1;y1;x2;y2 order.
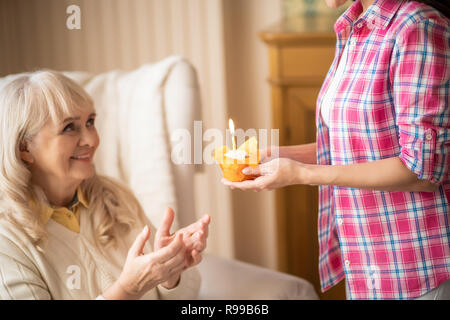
164;59;201;228
196;254;319;300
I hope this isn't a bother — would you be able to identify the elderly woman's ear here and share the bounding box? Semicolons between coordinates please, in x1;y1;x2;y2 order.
19;140;34;164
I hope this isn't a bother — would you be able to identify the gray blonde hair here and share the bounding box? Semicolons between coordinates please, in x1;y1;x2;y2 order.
0;70;143;250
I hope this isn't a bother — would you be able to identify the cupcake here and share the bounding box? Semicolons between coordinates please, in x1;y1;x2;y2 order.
214;136;260;182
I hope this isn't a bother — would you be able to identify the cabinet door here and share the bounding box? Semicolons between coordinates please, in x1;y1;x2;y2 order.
284;86;347;300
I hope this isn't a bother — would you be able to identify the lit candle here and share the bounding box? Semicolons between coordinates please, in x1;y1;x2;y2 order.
226;118;247;161
229;118;237;151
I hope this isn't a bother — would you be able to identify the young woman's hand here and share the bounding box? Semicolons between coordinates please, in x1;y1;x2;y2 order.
260;143;317;164
258;146;278;163
103;226;186;300
222;158;308;191
153;208;210;288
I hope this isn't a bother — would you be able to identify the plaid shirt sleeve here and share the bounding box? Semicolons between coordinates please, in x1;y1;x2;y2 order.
390;18;450;184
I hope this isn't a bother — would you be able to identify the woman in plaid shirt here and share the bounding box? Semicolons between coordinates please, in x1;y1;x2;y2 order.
223;0;449;300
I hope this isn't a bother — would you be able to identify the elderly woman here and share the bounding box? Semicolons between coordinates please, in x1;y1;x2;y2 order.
0;70;210;300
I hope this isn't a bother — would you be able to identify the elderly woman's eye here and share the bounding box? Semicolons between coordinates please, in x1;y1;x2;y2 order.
63;123;75;132
87;118;95;127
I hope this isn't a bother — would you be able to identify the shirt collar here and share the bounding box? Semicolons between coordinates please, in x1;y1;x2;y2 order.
75;186;89;209
33;187;89;225
334;0;405;34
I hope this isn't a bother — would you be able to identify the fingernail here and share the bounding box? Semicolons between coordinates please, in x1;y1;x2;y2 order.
142;225;148;234
242;168;250;174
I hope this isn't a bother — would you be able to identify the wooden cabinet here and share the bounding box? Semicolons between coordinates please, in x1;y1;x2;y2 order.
260;15;346;300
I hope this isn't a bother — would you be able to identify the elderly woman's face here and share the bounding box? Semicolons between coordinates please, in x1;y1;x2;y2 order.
25;105;99;184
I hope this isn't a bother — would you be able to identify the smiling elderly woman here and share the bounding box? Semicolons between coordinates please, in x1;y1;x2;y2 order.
0;70;210;300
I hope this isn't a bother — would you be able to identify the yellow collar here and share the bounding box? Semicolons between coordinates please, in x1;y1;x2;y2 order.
75;187;89;209
33;187;89;226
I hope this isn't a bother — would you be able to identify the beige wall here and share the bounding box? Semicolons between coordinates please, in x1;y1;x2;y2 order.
0;0;281;269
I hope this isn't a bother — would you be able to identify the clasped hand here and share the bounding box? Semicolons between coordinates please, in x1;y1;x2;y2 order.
117;208;210;299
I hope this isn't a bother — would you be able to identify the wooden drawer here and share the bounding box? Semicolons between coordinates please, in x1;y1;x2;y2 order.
280;46;335;78
286;87;318;144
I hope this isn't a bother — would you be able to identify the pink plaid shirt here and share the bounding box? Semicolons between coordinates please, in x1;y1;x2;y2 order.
316;0;450;299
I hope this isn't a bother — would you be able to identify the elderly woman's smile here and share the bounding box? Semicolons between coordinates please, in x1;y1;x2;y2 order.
71;153;92;161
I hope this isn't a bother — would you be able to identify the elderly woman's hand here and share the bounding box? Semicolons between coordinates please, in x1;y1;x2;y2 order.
221;158;308;191
153;208;210;289
104;226;186;300
173;210;210;263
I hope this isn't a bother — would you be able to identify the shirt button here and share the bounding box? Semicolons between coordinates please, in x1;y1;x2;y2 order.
337;218;344;225
426;130;433;141
345;260;351;267
357;22;363;29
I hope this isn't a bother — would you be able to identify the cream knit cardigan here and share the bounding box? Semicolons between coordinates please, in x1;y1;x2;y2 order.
0;204;200;300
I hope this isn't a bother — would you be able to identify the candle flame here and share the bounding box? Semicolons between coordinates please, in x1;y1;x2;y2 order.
228;118;235;135
229;118;237;151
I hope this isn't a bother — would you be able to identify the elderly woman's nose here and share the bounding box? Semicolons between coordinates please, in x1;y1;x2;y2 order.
79;127;98;147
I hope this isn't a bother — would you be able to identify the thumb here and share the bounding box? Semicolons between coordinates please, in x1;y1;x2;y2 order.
242;166;259;176
243;161;274;176
156;207;175;239
128;225;150;258
242;164;267;176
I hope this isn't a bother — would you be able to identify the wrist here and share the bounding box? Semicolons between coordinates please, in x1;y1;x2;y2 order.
161;275;181;290
295;162;312;185
299;163;334;186
102;279;136;300
110;274;143;300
